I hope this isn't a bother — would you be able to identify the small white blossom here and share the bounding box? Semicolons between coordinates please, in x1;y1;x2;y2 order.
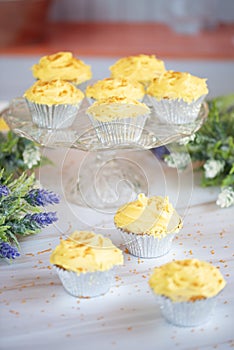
216;187;234;208
179;133;196;145
23;144;41;169
203;159;225;179
164;152;191;170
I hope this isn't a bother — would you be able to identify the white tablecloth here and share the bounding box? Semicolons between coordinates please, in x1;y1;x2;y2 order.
1;141;233;350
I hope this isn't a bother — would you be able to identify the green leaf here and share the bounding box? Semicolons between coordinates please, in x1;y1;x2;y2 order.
221;174;234;187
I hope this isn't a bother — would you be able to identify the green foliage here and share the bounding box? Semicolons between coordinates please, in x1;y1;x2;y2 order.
0;132;57;259
186;94;234;188
0;171;39;248
0;131;51;180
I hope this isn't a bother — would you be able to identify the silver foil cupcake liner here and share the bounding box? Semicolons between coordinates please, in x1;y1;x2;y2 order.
148;95;206;124
154;294;217;327
54;266;114;298
119;230;176;258
88;115;148;145
26;99;81;129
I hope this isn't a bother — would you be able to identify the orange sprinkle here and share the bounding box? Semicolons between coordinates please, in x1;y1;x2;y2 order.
37;248;52;255
9;310;19;316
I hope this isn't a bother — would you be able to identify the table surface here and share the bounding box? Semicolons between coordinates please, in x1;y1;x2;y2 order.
1;145;233;350
0;53;234;350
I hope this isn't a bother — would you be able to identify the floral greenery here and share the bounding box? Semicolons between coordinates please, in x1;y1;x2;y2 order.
0;169;60;260
0;131;58;260
164;93;234;208
0;131;51;179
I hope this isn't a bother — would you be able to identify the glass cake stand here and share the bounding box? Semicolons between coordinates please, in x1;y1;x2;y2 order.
2;97;209;209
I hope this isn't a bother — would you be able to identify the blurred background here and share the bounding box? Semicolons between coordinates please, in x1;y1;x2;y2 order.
50;0;233;28
0;0;234;47
0;0;233;100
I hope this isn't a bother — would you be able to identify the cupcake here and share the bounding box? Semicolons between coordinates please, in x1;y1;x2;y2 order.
114;193;182;258
149;259;226;327
85;77;145;103
24;79;84;129
109;54;166;86
50;230;124;298
86;96;150;144
146;70;208;124
32;51;92;87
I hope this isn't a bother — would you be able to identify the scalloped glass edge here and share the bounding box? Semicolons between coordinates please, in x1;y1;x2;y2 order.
2;97;209;151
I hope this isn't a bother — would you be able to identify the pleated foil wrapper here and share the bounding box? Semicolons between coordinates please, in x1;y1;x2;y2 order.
154;294;218;327
119;230;176;258
26;100;81;129
88;114;148;145
148;95;206;124
54;266;114;298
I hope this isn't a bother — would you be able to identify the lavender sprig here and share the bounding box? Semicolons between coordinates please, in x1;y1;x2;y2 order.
0;241;20;259
0;170;60;260
0;184;10;197
23;212;58;229
25;189;60;207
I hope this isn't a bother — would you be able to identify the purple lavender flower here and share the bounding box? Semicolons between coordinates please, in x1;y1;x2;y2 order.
24;212;58;228
0;241;20;259
0;184;10;197
25;189;60;207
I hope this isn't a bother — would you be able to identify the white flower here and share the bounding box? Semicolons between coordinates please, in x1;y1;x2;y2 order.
23;144;41;169
179;133;196;145
203;159;225;179
164;152;191;170
216;187;234;208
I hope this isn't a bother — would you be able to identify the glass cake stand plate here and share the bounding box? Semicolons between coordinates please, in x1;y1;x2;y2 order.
3;98;208;150
2;98;208;209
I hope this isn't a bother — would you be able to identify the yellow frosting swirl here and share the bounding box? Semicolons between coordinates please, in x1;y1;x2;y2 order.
86;78;145;100
86;96;150;122
109;54;166;84
146;70;208;103
149;259;226;302
24;80;84;106
32;51;92;84
50;231;124;274
114;193;182;237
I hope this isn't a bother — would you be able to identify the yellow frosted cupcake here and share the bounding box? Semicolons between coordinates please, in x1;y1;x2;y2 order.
86;96;150;144
32;51;92;87
24;79;84;129
149;259;226;326
85;77;145;102
114;193;182;258
146;70;208;124
109;54;166;85
50;230;124;298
